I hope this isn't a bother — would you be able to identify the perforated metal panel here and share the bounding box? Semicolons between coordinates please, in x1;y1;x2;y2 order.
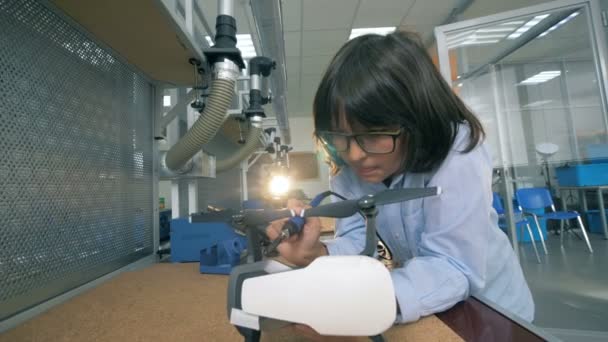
0;0;154;319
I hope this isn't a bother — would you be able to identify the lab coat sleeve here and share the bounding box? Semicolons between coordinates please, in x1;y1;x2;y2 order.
392;145;492;323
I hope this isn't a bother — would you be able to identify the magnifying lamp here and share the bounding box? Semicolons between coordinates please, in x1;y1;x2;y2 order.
535;142;559;190
268;174;290;198
536;143;559;159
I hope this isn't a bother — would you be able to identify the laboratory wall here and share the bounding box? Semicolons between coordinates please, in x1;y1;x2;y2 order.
288;117;331;198
462;59;605;168
448;4;608;192
0;0;155;320
197;168;242;210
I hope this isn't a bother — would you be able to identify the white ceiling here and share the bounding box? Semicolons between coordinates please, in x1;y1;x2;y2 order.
279;0;459;117
198;0;459;117
495;12;590;64
440;3;594;80
197;0;590;119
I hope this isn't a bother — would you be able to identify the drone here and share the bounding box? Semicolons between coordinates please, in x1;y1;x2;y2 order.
227;186;441;342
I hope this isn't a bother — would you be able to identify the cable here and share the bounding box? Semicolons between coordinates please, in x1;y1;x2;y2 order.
265;190;395;261
265;191;351;255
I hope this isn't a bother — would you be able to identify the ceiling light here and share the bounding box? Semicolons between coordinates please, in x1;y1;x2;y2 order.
205;34;258;58
448;33;508;43
471;33;509;39
538;11;579;38
476;27;518;33
448;39;501;49
518;70;561;85
459;39;501;45
507;14;550;39
447;29;509;48
475;21;524;33
349;27;395;40
501;20;526;26
447;29;476;42
523;100;553;108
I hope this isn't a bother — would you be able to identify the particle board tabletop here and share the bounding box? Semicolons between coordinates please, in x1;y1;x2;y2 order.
0;262;548;341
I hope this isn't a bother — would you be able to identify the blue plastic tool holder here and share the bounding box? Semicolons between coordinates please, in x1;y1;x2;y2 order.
170;218;243;263
199;237;248;274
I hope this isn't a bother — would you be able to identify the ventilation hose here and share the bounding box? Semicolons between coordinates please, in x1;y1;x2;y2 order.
165;61;240;171
216;124;263;172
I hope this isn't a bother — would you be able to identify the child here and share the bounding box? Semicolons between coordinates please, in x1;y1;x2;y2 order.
267;31;534;325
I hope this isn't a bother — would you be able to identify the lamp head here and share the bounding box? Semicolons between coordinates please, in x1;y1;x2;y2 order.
268;173;290;198
536;142;559;160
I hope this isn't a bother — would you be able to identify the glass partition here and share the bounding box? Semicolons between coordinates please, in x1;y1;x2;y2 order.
438;3;608;172
435;0;608;336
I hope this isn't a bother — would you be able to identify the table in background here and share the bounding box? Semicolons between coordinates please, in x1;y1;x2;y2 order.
558;185;608;239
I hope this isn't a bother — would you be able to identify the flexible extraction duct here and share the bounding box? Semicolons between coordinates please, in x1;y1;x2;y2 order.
214;56;274;172
216;123;263;172
165;60;240;171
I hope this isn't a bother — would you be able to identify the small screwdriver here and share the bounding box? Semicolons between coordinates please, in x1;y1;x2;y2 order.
265;213;304;254
265;191;330;255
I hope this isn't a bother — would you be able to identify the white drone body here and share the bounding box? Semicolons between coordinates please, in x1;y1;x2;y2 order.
228;186;440;340
229;256;397;336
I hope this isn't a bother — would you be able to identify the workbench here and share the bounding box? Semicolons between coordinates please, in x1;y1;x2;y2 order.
558;185;608;239
0;263;552;341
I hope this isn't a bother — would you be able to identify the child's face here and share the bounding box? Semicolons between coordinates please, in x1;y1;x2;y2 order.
334;117;404;184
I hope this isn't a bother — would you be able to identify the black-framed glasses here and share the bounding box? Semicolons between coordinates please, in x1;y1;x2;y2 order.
317;128;403;154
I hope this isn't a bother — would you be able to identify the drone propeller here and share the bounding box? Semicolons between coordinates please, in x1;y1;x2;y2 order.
304;199;360;218
240;187;441;226
374;187;441;206
304;187;440;219
240;209;292;226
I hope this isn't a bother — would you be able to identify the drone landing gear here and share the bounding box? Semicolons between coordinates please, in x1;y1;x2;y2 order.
237;326;261;342
236;328;385;342
370;334;386;341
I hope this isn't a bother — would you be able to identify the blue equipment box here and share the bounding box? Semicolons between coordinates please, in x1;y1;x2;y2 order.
586;144;608;163
555;163;608;187
200;237;247;274
170;218;243;263
585;210;608;234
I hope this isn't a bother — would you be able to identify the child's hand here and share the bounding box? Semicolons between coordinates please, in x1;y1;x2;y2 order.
266;198;327;266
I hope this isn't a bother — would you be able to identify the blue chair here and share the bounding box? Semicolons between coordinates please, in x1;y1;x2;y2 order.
515;188;593;253
493;193;541;263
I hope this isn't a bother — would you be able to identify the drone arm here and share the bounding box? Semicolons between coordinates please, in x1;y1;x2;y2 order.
245;224;264;263
359;207;379;257
241;209;292;226
323;213;368;256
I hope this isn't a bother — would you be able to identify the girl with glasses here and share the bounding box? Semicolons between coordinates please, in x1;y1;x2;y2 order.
267;31;533;329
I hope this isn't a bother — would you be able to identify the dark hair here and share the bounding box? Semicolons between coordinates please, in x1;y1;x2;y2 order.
313;31;485;175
